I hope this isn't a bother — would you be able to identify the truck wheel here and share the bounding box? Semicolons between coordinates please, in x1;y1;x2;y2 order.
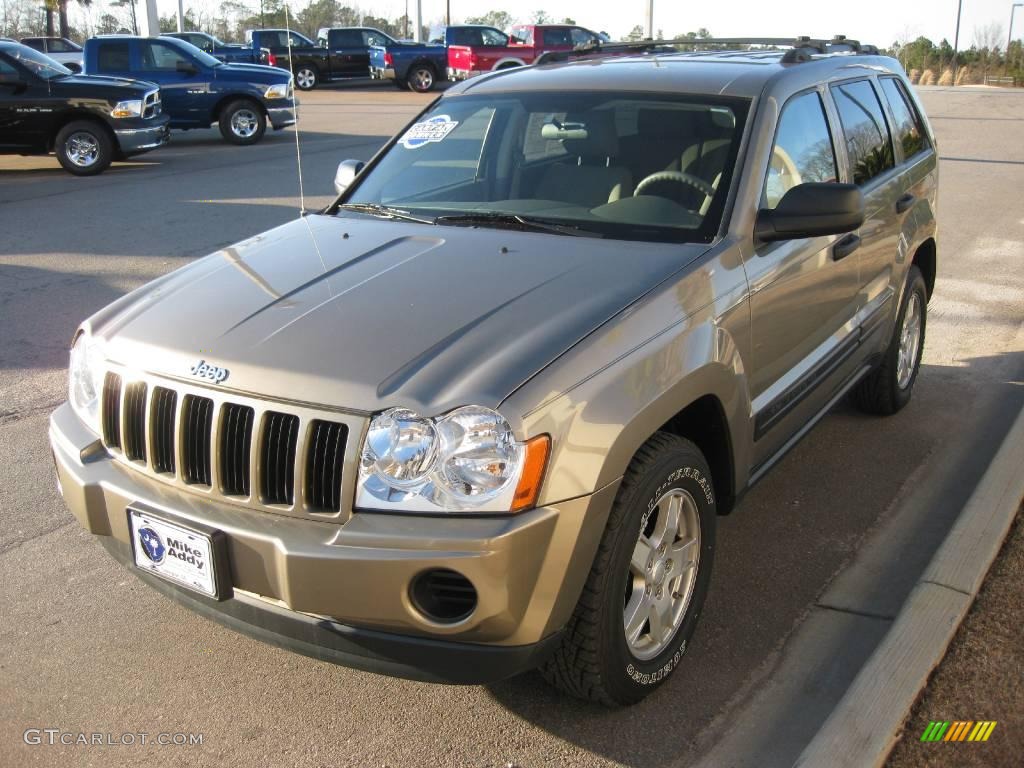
55;120;113;176
294;66;318;90
406;64;436;93
219;99;267;145
541;432;717;705
851;265;928;415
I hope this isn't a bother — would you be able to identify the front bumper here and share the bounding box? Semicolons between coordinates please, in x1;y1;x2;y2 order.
50;403;618;683
266;104;297;130
370;66;396;80
113;115;170;155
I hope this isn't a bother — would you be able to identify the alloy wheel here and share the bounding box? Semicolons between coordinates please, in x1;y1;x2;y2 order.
896;292;923;389
65;131;99;167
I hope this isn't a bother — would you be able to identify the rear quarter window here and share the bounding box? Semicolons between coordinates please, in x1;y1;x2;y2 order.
879;77;929;161
830;79;896;186
96;42;130;72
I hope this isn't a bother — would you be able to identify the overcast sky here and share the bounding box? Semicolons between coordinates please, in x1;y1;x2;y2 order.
148;0;1022;48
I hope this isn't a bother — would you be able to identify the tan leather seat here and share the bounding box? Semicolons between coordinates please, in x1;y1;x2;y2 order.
534;112;632;208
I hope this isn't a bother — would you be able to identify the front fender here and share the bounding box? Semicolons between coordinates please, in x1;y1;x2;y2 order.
503;251;753;508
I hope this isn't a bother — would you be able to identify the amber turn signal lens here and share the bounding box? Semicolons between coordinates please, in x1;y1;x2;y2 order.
511;435;550;512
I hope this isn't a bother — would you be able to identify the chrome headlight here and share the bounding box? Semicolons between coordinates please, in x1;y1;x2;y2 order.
68;332;105;435
110;99;143;118
264;83;290;99
357;406;549;513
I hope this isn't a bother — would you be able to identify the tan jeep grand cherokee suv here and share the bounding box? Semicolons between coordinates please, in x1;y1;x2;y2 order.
51;37;937;705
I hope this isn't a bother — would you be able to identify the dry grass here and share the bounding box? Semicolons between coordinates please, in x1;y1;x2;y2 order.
937;69;954;87
919;69;937;86
886;510;1023;767
955;67;973;86
909;69;922;84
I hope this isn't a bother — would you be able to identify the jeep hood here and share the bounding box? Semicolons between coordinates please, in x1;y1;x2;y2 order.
93;214;708;415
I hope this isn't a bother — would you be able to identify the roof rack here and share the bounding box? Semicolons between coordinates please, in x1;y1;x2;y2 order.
535;35;880;66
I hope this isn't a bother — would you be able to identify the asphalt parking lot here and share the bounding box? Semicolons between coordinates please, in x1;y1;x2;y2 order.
1;84;1022;768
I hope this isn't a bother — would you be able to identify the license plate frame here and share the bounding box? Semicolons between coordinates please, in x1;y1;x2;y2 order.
127;508;231;600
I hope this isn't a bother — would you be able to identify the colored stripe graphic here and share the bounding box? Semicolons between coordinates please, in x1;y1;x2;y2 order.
920;720;997;742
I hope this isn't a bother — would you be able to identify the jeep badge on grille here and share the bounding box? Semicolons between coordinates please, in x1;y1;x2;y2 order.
189;360;229;384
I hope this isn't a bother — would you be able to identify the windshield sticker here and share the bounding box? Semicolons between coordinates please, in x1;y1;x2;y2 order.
400;115;459;149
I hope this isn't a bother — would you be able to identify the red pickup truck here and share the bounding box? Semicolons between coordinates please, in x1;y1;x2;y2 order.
447;24;602;80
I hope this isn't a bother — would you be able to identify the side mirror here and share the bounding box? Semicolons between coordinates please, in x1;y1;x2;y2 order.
176;59;199;75
755;182;864;243
334;159;365;195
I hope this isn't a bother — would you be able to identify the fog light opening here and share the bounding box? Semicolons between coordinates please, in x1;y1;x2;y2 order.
410;568;478;624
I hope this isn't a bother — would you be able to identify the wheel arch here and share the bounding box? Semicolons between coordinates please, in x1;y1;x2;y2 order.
211;93;265;124
48;111;117;152
912;237;937;300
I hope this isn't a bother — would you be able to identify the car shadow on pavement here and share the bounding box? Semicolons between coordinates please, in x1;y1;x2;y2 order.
485;351;1024;768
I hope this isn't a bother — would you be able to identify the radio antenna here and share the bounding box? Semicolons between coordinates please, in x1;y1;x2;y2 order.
284;2;307;215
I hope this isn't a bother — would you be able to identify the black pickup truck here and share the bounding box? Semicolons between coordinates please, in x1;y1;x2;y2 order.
248;27;396;90
0;40;169;175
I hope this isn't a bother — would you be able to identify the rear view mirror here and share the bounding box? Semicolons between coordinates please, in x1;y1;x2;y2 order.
755;182;864;242
334;159;365;195
540;120;588;140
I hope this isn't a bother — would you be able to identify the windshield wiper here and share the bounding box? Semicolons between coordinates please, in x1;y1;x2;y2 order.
337;203;435;225
434;212;595;237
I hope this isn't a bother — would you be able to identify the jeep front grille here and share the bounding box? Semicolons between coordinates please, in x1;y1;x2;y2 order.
98;369;360;520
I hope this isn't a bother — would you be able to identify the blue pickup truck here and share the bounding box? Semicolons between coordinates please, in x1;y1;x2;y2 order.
161;31;271;65
368;40;447;92
369;26;503;92
83;36;294;145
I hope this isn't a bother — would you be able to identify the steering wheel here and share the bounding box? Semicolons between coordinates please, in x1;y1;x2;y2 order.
633;171;715;208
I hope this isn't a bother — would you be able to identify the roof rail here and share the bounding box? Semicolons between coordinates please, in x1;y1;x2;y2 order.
535;35;880;66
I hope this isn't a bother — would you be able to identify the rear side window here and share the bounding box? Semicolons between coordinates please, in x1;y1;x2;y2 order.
543;28;573;46
831;80;895;186
21;39;44;51
330;30;362;47
763;91;838;209
879;77;929;160
96;42;129;73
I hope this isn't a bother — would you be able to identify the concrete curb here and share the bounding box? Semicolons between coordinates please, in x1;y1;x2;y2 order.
794;406;1024;768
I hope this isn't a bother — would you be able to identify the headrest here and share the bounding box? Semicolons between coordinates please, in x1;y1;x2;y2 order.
561;110;619;158
637;108;692;140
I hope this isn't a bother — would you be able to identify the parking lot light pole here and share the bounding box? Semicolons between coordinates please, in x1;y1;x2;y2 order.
1009;4;1023;63
176;0;184;32
953;0;963;85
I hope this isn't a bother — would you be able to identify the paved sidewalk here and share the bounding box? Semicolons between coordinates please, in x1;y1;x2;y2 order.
886;509;1023;767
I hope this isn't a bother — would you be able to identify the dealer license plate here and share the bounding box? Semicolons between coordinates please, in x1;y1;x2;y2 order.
129;509;218;597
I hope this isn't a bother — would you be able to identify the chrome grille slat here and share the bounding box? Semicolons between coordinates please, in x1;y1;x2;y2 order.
150;386;177;475
97;366;361;521
123;381;148;462
101;372;122;449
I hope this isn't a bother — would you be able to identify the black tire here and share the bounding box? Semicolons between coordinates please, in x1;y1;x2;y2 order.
294;65;318;91
406;63;437;93
218;99;267;146
54;120;113;176
542;432;717;705
851;265;928;415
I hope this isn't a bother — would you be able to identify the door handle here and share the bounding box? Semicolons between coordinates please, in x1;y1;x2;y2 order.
832;234;861;261
895;193;916;214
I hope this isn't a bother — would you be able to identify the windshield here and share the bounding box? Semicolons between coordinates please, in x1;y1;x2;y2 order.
8;44;71;80
340;92;749;243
